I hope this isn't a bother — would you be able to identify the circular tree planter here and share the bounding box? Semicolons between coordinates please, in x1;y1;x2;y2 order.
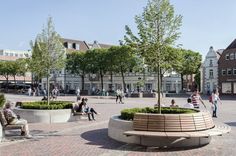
13;107;73;123
108;110;230;148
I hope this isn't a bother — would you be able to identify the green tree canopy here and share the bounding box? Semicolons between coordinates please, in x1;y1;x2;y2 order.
124;0;182;113
30;17;65;104
66;51;88;90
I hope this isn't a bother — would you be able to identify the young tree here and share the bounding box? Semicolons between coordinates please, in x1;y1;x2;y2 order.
124;0;182;113
66;51;88;90
30;17;65;104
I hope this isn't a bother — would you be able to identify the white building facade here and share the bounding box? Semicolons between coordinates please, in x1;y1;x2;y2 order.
41;38;182;94
200;46;221;94
0;49;32;84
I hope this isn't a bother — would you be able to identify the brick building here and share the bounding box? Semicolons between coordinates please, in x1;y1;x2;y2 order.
218;39;236;95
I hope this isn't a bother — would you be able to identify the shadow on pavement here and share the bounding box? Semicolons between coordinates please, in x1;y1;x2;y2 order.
225;122;236;127
80;128;205;152
80;128;125;150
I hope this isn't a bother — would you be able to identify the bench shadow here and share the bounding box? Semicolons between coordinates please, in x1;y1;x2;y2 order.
225;122;236;127
80;128;205;152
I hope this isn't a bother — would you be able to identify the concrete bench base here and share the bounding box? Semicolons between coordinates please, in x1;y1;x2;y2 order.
72;112;89;121
108;115;231;148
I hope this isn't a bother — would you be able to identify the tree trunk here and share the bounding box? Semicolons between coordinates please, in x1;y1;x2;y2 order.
121;70;126;92
181;73;184;91
100;71;104;90
81;75;85;90
14;75;16;89
6;75;9;93
47;70;50;105
24;74;26;90
160;68;163;97
110;71;113;91
157;64;161;114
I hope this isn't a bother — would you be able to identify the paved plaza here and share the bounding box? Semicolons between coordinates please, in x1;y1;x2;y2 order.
0;94;235;156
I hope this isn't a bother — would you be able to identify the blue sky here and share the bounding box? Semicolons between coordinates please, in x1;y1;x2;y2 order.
1;0;236;58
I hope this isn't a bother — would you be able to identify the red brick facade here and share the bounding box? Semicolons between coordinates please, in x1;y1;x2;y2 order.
218;39;236;95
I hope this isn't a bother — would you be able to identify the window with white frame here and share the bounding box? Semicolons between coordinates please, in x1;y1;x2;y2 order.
209;69;213;78
234;68;236;75
68;43;72;49
225;54;229;60
222;69;226;76
227;68;232;75
230;53;235;60
76;44;80;50
209;60;213;66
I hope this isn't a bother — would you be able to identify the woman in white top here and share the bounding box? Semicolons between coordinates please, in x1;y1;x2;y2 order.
211;89;222;118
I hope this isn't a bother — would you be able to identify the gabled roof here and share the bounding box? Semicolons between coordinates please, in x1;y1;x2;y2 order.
225;39;236;50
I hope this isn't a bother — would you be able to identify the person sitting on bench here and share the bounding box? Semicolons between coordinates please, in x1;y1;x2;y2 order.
3;101;32;138
74;98;98;121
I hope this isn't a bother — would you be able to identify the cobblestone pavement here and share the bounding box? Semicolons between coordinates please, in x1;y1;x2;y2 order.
0;94;235;156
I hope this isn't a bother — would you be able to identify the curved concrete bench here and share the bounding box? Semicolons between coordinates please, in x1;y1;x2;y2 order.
108;111;231;148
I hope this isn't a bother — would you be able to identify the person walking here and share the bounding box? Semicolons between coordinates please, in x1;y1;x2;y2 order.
190;89;206;109
211;89;222;118
76;88;81;101
28;87;32;96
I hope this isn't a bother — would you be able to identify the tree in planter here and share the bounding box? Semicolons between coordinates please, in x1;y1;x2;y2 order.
66;51;88;91
30;17;65;104
124;0;182;113
174;49;202;91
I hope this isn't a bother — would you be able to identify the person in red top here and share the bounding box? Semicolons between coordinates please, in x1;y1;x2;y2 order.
190;89;206;109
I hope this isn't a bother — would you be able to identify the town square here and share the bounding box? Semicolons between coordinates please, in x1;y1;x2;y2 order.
0;0;236;156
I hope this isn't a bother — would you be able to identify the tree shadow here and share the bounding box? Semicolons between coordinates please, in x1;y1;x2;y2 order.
225;122;236;127
80;128;125;150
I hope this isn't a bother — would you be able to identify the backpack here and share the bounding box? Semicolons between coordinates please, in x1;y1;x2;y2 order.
209;95;212;103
